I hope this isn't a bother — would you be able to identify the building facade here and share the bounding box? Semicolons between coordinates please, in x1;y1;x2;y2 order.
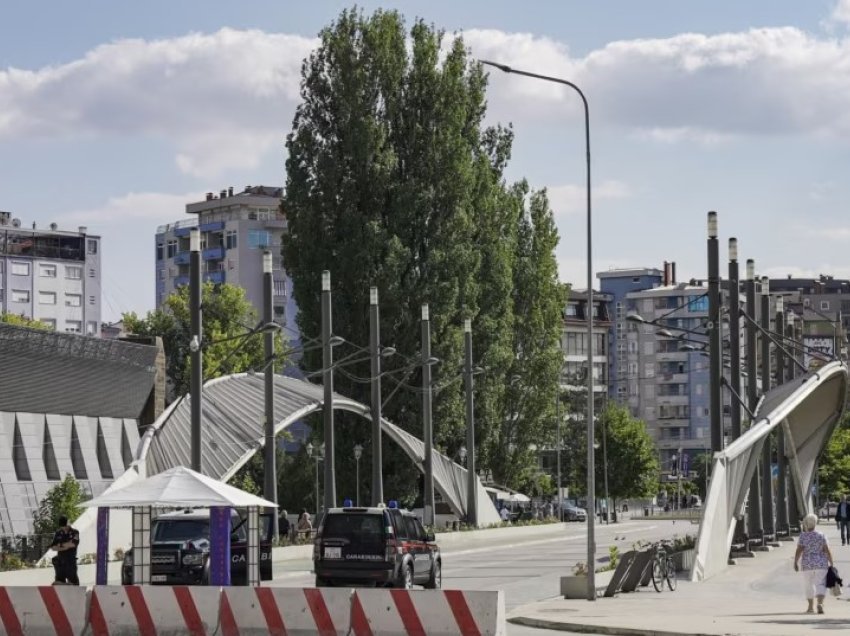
0;212;102;335
154;186;299;340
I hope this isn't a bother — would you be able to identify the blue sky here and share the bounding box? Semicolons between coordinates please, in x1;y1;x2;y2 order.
3;1;850;321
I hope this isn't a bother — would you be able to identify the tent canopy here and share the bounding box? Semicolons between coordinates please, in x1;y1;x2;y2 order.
81;465;277;509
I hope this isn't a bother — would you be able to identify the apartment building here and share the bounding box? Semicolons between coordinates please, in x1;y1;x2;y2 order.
0;211;101;335
154;186;299;340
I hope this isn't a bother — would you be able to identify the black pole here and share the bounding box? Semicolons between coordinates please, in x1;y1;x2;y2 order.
421;304;435;526
369;288;384;506
321;271;336;512
786;315;800;530
775;299;789;535
745;260;763;540
464;319;478;527
262;251;278;539
707;212;722;454
728;239;742;441
759;277;775;538
189;228;203;473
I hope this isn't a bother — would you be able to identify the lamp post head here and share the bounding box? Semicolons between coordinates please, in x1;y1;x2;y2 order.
421;304;429;321
625;312;646;324
306;442;313;457
189;335;200;353
479;59;512;73
761;276;770;296
380;346;396;357
728;237;737;262
776;296;784;313
190;228;200;252
464;318;472;333
263;250;273;274
322;270;331;292
353;444;363;460
459;446;467;461
707;211;718;239
370;286;378;305
746;259;755;281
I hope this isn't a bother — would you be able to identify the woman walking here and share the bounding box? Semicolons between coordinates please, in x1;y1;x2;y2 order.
794;513;834;614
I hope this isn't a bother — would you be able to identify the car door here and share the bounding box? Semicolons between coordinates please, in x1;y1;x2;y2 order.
403;516;426;579
412;518;434;580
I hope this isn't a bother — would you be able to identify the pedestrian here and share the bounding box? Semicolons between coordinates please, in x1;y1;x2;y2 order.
50;516;80;586
794;513;834;614
546;501;554;519
278;509;291;542
499;505;510;523
835;495;850;545
296;509;313;540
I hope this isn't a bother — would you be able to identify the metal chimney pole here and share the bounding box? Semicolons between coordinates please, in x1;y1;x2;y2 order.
369;287;384;505
760;277;775;539
728;239;742;441
775;298;789;536
786;314;800;529
707;212;723;455
745;260;763;541
321;271;336;512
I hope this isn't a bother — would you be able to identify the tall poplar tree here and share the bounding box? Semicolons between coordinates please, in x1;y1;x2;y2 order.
284;7;564;501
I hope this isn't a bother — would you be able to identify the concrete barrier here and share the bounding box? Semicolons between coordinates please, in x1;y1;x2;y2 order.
0;586;87;636
88;585;221;636
219;587;351;636
350;589;505;636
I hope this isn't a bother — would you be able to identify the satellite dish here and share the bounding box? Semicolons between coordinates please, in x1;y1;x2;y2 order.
11;218;20;227
50;222;58;230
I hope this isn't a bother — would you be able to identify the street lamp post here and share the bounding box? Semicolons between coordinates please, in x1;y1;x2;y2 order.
189;228;203;472
321;271;336;512
707;212;722;455
369;287;384;505
354;444;363;507
307;443;324;517
422;304;435;527
463;319;478;528
760;277;775;539
480;59;595;600
262;250;278;540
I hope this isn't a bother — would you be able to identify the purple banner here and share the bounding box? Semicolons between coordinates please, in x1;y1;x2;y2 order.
96;508;109;585
209;506;231;586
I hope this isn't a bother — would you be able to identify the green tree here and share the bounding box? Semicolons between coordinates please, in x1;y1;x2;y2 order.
32;475;87;537
123;282;282;396
283;7;563;498
817;416;850;501
0;313;51;330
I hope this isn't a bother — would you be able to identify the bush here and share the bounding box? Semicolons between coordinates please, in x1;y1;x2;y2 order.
32;475;88;537
0;552;27;571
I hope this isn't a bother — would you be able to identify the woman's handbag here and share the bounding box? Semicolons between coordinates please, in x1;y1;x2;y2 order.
827;565;843;596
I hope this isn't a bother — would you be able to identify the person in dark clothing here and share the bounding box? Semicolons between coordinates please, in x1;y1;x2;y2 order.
50;516;80;585
278;509;291;542
835;495;850;546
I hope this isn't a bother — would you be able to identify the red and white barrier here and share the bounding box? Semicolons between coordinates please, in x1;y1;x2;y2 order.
88;585;221;636
350;589;505;636
0;586;87;636
219;587;351;636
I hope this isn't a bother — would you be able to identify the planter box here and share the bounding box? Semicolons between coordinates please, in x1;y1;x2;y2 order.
560;570;614;599
673;548;696;574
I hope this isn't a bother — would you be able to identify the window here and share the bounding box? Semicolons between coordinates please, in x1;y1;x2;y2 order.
89;295;96;305
41;319;56;330
225;230;238;249
158;269;165;280
86;321;97;336
40;264;57;278
65;265;82;280
156;243;164;261
39;291;56;305
273;280;286;296
65;320;82;333
88;268;96;278
820;301;830;311
167;240;177;258
11;261;29;276
247;229;271;248
87;239;98;254
65;294;82;307
688;296;709;312
11;289;30;303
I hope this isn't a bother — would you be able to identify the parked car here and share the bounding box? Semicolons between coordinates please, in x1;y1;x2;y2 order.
562;503;587;522
819;501;839;518
313;504;441;589
122;509;273;585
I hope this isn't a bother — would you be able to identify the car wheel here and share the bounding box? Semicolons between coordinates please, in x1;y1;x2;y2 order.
315;576;331;587
424;560;441;589
397;564;414;589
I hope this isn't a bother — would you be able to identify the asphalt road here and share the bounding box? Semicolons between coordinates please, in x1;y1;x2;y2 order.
271;517;693;633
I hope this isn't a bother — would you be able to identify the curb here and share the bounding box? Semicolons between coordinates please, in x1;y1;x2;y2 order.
508;615;714;636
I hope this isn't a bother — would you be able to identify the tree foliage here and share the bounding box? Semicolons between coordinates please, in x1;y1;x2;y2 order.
123;282;282;397
33;475;87;537
0;313;51;330
817;414;850;500
283;7;563;499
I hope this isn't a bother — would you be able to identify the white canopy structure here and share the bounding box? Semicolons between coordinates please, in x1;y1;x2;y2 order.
692;360;848;581
81;465;277;510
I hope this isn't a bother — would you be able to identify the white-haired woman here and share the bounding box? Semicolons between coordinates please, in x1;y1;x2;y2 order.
793;513;834;614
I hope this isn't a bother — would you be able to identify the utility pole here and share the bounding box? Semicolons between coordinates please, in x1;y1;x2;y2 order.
189;228;203;473
707;212;722;455
262;251;278;540
321;271;336;512
369;287;384;506
775;298;789;536
786;314;800;530
745;260;763;542
556;391;563;521
760;277;775;539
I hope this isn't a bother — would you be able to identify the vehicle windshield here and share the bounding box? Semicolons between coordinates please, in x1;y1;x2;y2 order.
154;520;210;542
323;513;385;544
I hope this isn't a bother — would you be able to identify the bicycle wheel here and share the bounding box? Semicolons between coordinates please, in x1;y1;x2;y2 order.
651;555;664;592
665;557;678;591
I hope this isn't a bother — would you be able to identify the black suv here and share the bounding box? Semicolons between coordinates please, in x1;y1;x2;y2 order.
121;509;273;585
313;505;441;589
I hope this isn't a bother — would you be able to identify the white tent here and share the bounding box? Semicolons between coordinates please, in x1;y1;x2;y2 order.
81;465;277;509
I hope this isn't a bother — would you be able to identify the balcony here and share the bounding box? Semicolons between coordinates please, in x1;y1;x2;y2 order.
202;246;225;261
173;251;191;265
204;271;225;284
174;226;193;238
199;220;225;232
657;373;689;384
656;351;688;362
657;418;690;428
174;275;190;287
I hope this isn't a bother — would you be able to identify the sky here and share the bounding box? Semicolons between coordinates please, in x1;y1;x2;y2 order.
3;0;850;322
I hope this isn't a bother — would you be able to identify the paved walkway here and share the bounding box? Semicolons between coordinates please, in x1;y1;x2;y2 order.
510;522;850;635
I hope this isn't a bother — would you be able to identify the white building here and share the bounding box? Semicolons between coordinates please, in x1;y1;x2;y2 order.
0;212;101;335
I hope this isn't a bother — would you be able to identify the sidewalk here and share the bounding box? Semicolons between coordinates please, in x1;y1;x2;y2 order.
509;522;850;635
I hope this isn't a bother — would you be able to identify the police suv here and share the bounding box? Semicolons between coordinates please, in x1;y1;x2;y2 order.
122;509;273;585
313;502;441;589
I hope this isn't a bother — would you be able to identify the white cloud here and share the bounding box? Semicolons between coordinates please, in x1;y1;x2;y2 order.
0;29;315;178
548;180;633;218
65;191;203;225
829;0;850;26
801;225;850;241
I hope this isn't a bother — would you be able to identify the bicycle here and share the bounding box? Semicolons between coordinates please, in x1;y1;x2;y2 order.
649;540;677;592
